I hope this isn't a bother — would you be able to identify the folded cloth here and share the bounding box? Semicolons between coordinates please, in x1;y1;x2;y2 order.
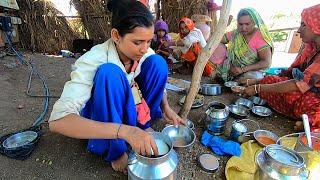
225;140;263;180
201;131;241;156
136;99;151;125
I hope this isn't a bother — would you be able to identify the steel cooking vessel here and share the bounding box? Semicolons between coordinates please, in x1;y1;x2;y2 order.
128;132;178;180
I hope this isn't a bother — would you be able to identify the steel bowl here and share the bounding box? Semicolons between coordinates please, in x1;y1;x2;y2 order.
2;131;38;149
252;106;272;117
235;98;254;109
296;132;320;152
162;125;196;148
254;130;279;147
201;84;222;96
229;104;249;119
249;96;266;106
276;133;301;149
231;86;245;94
224;81;238;88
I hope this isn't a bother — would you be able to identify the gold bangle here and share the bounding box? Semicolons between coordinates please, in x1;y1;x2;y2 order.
246;79;250;86
258;84;261;93
240;67;244;73
116;124;122;139
254;84;258;94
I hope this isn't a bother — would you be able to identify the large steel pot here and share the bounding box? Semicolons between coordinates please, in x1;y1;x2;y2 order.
256;150;308;180
128;132;178;180
205;101;229;135
205;101;229;119
277;132;320;180
264;144;305;176
200;84;221;96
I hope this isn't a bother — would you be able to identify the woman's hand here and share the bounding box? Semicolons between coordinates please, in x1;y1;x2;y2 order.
230;65;244;76
163;105;186;125
120;125;158;157
238;78;259;86
243;85;257;97
163;41;170;47
238;78;248;86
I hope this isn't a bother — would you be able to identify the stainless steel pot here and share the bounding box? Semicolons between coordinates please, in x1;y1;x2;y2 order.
206;117;228;127
206;118;228;135
264;144;306;176
256;150;308;180
205;101;229;135
128;132;178;180
205;101;229;119
201;84;221;96
230;121;247;142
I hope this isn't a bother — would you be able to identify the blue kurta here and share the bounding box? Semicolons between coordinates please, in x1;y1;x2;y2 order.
81;54;168;161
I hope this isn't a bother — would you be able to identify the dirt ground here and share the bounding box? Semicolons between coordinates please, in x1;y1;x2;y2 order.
0;53;296;180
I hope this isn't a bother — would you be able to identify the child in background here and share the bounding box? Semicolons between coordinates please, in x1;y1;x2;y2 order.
191;14;229;78
191;14;212;41
151;20;173;69
165;17;213;76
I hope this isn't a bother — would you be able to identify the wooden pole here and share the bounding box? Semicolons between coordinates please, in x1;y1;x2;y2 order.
156;0;161;20
209;10;218;34
178;0;232;119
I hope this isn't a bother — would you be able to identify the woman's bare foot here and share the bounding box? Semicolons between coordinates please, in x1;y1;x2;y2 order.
111;153;128;173
294;121;304;131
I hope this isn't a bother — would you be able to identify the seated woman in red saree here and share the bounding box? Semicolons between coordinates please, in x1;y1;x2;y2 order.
242;4;320;132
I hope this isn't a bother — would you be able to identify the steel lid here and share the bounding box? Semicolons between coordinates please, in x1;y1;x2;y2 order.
265;144;304;167
2;131;38;149
198;153;219;173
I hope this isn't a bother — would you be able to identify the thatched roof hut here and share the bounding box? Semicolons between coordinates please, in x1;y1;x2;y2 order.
161;0;208;32
71;0;112;44
15;0;216;53
17;0;79;53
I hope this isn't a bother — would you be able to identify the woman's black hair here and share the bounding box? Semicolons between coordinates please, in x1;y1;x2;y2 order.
237;9;251;21
107;0;154;37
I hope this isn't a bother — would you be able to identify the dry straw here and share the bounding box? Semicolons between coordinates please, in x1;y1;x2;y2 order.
70;0;112;44
17;0;79;53
161;0;208;32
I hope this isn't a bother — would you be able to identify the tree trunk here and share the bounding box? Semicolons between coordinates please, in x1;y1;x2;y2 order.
156;0;161;20
178;0;232;119
209;10;218;34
